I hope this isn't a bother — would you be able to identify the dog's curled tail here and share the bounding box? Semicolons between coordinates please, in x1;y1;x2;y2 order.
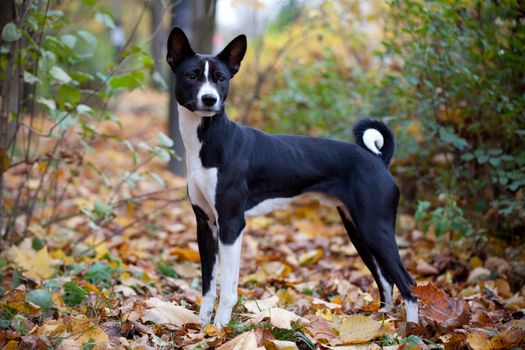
353;119;395;166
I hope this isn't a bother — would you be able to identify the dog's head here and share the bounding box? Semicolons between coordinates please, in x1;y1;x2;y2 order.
167;27;247;117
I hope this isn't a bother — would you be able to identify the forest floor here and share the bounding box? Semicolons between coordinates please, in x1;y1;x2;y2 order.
1;90;525;350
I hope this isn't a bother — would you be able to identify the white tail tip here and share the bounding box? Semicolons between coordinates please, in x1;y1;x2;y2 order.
363;128;384;155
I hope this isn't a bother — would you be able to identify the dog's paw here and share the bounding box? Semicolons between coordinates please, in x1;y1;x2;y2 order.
198;300;214;327
213;306;232;328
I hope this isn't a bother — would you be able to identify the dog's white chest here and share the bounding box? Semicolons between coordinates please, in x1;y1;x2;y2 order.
178;105;218;220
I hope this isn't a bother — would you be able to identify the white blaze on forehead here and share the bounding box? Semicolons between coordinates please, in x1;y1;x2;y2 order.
197;60;220;112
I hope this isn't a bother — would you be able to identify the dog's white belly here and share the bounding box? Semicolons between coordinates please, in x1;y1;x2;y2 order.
245;193;343;217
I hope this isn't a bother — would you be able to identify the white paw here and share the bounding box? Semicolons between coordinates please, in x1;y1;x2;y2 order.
198;298;215;327
213;304;233;327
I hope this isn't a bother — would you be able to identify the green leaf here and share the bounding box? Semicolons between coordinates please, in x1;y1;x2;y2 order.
95;12;116;29
123;141;139;166
85;262;113;287
94;200;112;217
63;282;88;306
108;71;145;90
60;34;77;49
158;132;174;148
78;30;97;48
157;262;179;278
26;289;53;311
1;22;22;42
36;97;57;111
49;66;72;84
57;85;81;105
76;104;93;116
23;71;41;85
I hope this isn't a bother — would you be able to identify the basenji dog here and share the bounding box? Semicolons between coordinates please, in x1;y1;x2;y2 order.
166;27;418;327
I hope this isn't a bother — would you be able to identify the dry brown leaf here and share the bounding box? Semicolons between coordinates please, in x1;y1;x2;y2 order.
263;339;299;350
325;344;381;350
490;327;525;349
466;332;491;350
244;295;279;313
298;249;324;265
336;315;385;345
68;314;109;350
0;287;39;314
217;331;257;350
249;307;309;330
29;319;67;337
304;315;337;344
141;297;198;325
413;283;471;331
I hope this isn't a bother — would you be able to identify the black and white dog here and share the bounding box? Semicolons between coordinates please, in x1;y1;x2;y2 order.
166;27;418;327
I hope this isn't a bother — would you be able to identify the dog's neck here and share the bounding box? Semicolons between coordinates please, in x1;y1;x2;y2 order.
177;104;227;171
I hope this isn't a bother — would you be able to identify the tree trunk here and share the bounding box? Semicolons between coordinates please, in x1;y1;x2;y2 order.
150;0;164;88
167;0;216;175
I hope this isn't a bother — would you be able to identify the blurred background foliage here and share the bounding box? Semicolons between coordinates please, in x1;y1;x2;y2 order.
230;0;525;240
1;0;524;245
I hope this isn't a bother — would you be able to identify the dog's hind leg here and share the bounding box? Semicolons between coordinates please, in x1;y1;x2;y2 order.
337;207;393;309
343;185;418;323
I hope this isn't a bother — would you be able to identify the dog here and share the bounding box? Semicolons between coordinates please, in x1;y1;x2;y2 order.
166;27;418;327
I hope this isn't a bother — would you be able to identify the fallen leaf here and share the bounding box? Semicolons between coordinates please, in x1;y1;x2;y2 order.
466;332;491;350
263;339;299;350
217;331;258;350
141;297;198;325
29;319;66;337
298;249;324;265
245;295;279;313
337;315;384;344
490;327;525;350
304;315;337;343
172;247;201;262
68;314;109;349
413;283;471;332
9;241;54;281
249;307;309;330
325;344;381;350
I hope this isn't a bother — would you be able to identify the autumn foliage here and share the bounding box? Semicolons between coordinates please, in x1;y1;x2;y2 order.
1;0;525;349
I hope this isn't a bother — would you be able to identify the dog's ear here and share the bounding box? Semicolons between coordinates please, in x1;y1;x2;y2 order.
167;27;195;68
217;34;247;76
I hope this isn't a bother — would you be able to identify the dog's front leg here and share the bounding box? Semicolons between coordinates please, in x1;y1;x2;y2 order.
193;205;218;326
214;220;245;327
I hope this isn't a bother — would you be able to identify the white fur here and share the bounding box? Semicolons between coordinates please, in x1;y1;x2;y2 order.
245;198;293;217
363;129;384;155
373;258;393;308
199;260;218;325
178;104;219;225
214;233;243;327
197;60;220;112
405;299;419;323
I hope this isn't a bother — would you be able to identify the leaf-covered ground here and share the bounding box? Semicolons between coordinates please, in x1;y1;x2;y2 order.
1;90;525;349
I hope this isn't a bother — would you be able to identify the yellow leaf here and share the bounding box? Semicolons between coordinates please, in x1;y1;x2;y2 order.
0;287;39;314
299;249;324;265
264;339;299;350
30;319;67;337
337;315;386;344
68;314;109;349
173;247;201;262
466;332;491;350
4;340;18;350
10;241;54;281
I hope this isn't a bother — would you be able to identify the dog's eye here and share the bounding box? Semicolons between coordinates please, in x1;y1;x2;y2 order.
186;73;197;80
217;76;226;83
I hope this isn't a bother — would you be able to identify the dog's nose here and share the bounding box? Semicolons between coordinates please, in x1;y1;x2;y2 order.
201;94;217;107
